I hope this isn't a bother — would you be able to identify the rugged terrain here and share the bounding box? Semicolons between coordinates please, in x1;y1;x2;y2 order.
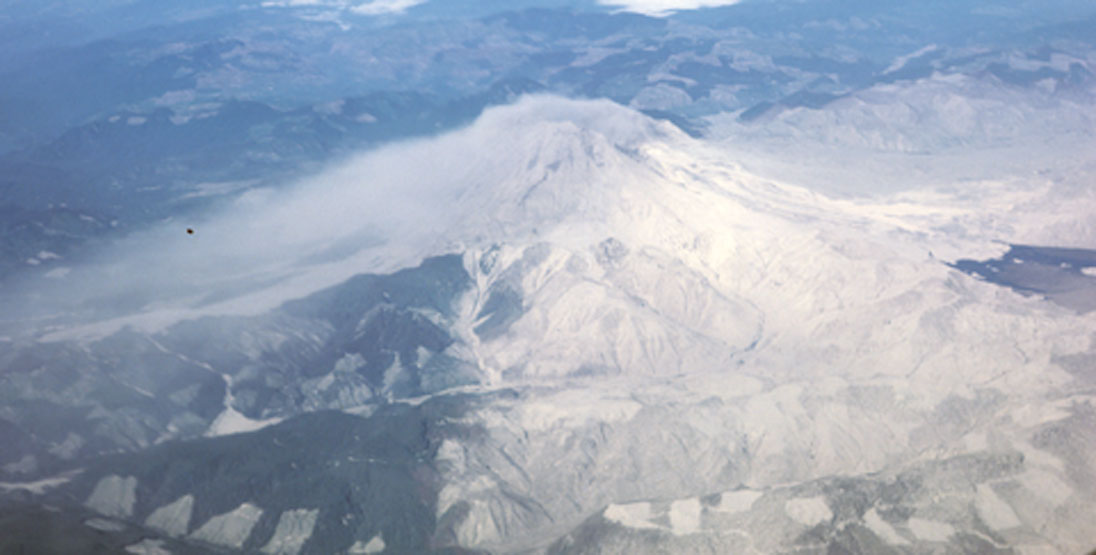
2;1;1096;553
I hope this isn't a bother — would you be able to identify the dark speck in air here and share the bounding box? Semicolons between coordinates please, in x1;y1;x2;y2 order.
186;228;194;235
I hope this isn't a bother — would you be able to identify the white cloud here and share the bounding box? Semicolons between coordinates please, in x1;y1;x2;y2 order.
261;0;347;7
258;0;426;15
597;0;742;17
17;95;667;338
349;0;426;16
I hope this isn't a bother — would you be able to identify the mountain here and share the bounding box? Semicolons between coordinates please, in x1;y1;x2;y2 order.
2;96;1095;553
3;1;1096;553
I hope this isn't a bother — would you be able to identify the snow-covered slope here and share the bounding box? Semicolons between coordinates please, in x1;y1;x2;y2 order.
406;97;1096;552
6;95;1096;553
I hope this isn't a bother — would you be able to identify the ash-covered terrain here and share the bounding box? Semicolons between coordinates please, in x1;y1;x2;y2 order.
2;1;1096;554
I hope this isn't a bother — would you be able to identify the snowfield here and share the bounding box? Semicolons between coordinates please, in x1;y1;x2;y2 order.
317;96;1095;552
18;94;1096;553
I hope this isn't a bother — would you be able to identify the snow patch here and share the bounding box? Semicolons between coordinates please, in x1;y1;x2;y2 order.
85;475;138;518
864;509;907;545
348;534;386;553
125;539;172;555
669;498;702;535
207;373;282;436
415;345;432;366
975;484;1021;531
1007;401;1071;426
206;406;282;436
907;518;954;542
0;469;80;494
49;433;85;459
962;431;988;451
190;503;263;548
1018;470;1073;506
784;496;832;527
604;502;660;530
883;44;939;74
334;353;366;374
261;508;319;555
146;494;194;536
714;489;762;513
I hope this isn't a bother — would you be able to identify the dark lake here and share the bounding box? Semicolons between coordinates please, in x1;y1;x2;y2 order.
950;244;1096;312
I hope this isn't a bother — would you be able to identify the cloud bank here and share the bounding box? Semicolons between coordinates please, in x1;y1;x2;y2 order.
258;0;427;15
10;95;674;338
350;0;427;15
597;0;743;17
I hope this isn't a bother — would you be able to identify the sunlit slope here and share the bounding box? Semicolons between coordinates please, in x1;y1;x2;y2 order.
3;96;1095;553
377;97;1096;552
